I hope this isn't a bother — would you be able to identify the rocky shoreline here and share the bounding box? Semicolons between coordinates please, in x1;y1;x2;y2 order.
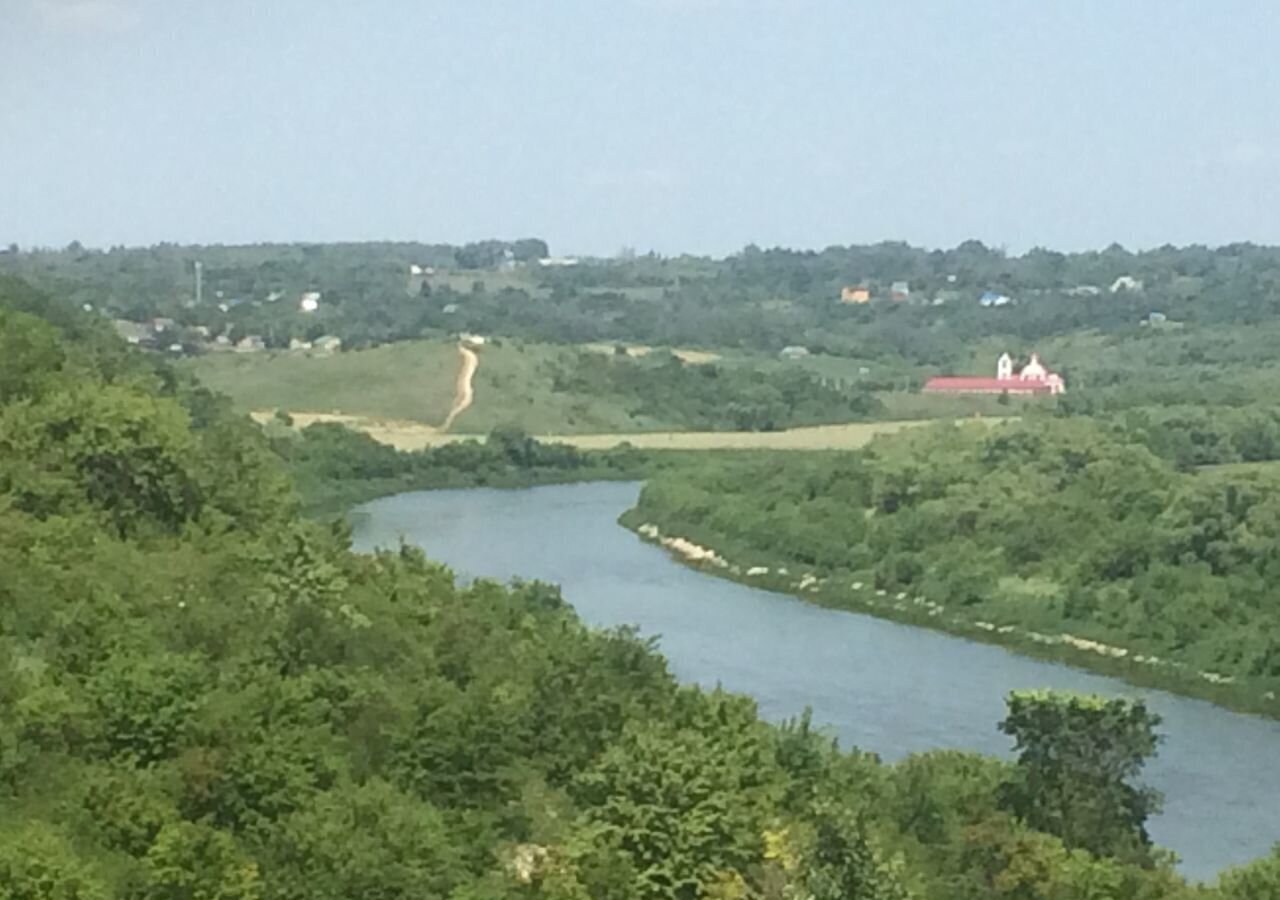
627;519;1280;721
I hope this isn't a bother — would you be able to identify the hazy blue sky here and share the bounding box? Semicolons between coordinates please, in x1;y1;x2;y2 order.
3;0;1278;255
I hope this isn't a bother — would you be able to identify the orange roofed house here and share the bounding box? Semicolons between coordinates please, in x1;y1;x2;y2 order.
923;352;1065;395
840;285;871;303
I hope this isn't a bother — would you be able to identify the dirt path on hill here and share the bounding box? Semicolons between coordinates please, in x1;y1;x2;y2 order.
439;343;479;432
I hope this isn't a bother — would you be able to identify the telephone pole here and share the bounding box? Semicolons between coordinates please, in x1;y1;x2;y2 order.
194;261;203;305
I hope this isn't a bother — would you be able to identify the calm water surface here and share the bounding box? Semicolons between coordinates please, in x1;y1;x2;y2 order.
351;481;1280;881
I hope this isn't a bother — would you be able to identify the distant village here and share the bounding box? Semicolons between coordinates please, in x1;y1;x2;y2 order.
111;302;343;357
105;255;586;357
776;275;1162;371
837;273;1148;307
107;256;1170;365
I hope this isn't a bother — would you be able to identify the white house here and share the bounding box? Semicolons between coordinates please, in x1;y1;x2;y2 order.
1110;276;1144;293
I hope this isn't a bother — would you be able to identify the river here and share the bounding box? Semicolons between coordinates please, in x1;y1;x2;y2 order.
350;481;1280;881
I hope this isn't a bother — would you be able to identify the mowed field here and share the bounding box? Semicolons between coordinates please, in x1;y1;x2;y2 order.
550;420;936;450
184;339;674;434
187;341;460;425
258;413;946;452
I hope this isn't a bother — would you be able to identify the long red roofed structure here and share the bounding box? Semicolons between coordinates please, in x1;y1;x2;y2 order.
923;353;1065;395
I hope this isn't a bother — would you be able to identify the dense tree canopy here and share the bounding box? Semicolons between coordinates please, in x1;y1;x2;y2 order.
627;418;1280;705
1;275;1248;897
8;239;1280;364
271;418;647;514
545;351;884;432
998;691;1162;862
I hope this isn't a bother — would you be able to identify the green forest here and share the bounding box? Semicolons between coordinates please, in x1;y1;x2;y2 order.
544;351;885;432
7;239;1280;365
625;418;1280;714
271;420;649;514
7;270;1280;896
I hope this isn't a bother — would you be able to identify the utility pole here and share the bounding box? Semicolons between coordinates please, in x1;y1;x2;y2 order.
194;261;203;305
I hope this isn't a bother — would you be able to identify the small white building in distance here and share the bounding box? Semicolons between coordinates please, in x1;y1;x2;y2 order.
299;291;322;313
1111;276;1144;293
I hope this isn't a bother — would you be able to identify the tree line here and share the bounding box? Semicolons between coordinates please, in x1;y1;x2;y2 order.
272;419;649;514
543;351;885;432
7;239;1280;367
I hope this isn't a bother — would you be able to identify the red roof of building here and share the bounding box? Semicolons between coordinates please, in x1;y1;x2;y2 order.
923;376;1055;394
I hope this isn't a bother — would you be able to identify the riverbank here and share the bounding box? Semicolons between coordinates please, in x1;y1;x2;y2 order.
350;479;1280;878
618;514;1280;722
273;423;658;517
303;466;641;516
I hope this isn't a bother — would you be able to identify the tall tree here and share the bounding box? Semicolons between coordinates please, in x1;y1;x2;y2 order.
997;690;1162;861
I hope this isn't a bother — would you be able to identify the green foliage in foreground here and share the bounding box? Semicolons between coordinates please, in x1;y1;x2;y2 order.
628;419;1280;697
2;274;1275;898
999;691;1162;862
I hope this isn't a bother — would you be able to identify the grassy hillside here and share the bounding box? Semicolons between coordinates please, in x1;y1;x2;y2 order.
187;339;958;436
184;340;672;434
184;339;461;424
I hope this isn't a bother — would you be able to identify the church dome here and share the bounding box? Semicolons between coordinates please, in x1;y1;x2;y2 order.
1020;353;1048;381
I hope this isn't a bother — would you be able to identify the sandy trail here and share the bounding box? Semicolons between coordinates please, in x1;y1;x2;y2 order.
252;412;1001;453
439;343;479;432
